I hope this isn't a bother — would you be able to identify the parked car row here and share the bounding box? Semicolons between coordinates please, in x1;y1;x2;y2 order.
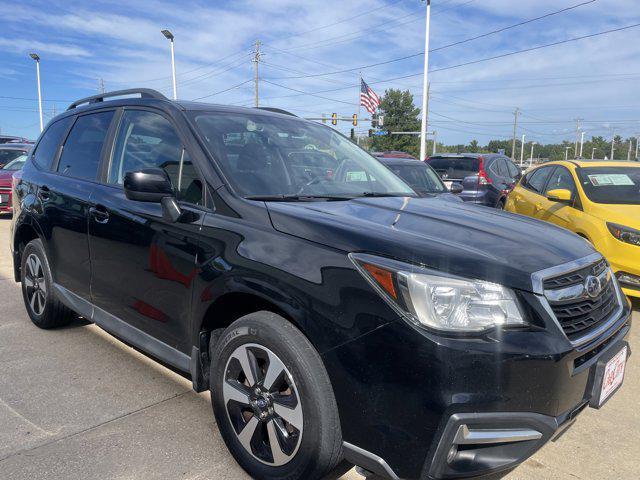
0;154;27;214
9;89;632;480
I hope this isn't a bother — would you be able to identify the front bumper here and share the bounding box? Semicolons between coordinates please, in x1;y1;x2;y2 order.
324;291;632;480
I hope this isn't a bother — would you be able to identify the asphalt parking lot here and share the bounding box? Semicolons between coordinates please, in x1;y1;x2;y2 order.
0;216;638;480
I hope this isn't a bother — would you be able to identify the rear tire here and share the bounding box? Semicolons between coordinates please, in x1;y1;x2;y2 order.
20;239;75;329
210;311;343;480
496;198;506;210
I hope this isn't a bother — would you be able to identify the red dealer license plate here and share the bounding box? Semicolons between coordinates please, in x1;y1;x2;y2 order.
599;346;627;406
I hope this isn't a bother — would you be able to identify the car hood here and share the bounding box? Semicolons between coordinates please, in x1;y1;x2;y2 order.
589;203;640;230
266;196;595;293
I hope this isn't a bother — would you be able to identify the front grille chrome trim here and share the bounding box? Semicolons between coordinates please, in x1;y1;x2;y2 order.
532;254;626;348
531;253;602;295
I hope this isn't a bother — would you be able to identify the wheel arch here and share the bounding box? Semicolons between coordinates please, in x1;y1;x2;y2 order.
12;217;45;282
190;288;306;393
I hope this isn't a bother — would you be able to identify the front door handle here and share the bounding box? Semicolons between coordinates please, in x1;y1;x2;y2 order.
89;205;110;224
534;203;543;212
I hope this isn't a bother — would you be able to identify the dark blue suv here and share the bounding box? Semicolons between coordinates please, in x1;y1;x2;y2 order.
10;89;632;480
427;153;521;208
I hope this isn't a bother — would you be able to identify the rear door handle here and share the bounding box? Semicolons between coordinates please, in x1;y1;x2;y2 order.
89;205;110;224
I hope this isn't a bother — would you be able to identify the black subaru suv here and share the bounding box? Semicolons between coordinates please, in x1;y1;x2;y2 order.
10;89;632;480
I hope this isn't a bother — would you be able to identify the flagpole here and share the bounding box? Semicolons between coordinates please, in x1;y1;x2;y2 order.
419;0;431;161
357;72;362;145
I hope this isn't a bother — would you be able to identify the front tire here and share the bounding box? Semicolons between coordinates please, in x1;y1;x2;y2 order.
20;239;75;329
210;311;343;480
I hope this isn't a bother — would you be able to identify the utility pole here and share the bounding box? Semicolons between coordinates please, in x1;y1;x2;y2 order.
432;130;437;156
565;146;571;161
253;39;261;108
628;138;633;161
636;134;639;160
419;0;432;161
573;118;583;158
511;107;519;160
579;131;585;158
99;78;105;94
520;134;526;167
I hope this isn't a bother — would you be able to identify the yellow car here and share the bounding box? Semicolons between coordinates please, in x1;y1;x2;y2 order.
505;160;640;298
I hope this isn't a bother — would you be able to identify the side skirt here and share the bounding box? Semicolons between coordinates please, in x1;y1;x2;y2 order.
53;283;191;373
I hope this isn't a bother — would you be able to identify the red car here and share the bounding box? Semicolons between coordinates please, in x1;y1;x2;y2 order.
0;155;26;214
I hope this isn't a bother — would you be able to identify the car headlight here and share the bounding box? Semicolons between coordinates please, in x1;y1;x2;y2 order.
350;253;526;333
607;222;640;246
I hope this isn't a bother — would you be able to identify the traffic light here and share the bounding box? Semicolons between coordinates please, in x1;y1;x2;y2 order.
371;114;378;128
350;128;355;139
331;113;337;125
352;114;358;126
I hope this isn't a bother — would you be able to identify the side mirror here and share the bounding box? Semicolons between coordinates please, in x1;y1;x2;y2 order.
124;168;182;222
124;168;174;202
449;182;464;194
546;188;573;204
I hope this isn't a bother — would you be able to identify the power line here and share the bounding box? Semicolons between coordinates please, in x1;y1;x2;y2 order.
191;79;253;101
268;0;597;80
276;0;404;42
261;80;356;106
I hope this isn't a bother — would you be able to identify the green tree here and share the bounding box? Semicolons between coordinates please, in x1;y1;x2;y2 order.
468;139;480;152
371;89;421;157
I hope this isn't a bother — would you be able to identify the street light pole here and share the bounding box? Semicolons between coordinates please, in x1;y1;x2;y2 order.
432;130;437;156
419;0;431;161
565;146;571;161
591;147;596;160
610;129;616;160
529;142;536;167
161;30;177;100
29;53;43;132
636;134;639;160
579;131;585;158
520;134;525;167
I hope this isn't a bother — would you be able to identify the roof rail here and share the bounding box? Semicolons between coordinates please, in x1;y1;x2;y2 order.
255;107;297;117
67;88;168;110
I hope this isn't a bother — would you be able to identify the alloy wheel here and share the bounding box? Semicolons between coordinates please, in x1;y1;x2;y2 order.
24;253;46;316
223;343;303;466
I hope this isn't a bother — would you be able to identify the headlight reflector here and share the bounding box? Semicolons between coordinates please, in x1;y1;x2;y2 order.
351;253;526;333
607;222;640;246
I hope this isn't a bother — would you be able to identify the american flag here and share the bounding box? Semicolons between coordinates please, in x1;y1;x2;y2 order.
360;78;380;114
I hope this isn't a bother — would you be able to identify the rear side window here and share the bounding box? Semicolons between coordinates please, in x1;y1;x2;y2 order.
524;166;554;193
58;111;114;181
428;157;479;179
505;159;519;178
32;116;73;169
108;110;202;205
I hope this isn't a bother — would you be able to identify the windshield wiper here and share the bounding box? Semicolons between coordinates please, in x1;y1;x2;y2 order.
356;192;416;198
244;194;352;202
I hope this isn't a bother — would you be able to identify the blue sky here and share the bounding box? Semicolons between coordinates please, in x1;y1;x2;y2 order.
1;0;639;145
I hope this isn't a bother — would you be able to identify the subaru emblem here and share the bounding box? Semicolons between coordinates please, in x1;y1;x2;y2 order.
584;275;602;299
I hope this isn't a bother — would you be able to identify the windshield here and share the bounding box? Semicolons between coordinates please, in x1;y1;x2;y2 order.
3;155;27;170
190;112;415;199
385;163;446;194
577;166;640;204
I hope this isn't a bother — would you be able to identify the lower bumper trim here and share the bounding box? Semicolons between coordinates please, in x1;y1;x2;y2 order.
343;441;400;480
